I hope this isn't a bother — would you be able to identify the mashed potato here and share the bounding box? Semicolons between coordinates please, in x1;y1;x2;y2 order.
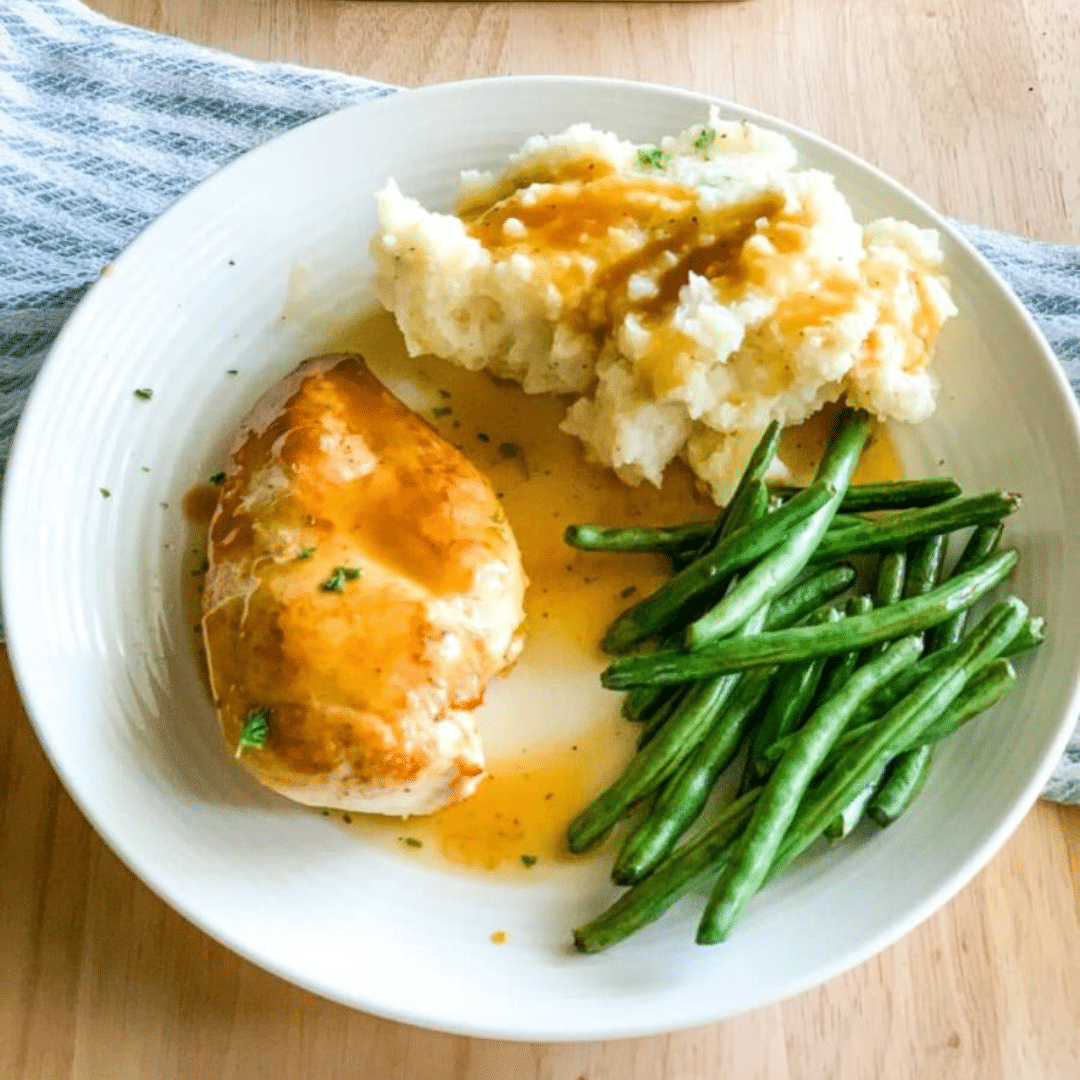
372;110;956;503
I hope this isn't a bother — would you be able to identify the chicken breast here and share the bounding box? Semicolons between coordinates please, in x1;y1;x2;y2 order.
201;353;527;815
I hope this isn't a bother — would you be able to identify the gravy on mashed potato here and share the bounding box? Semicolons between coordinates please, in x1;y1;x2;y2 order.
371;109;956;503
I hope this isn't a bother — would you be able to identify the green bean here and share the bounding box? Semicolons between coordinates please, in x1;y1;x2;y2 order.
811;610;1023;788
914;658;1017;746
809;722;883;775
600;481;835;654
843;613;1041;731
575;511;862;559
739;481;771;533
844;533;946;829
703;475;770;552
829;512;871;530
772;655;1021;776
668;472;773;572
772;477;962;512
581;493;956;568
572;789;761;953
745;607;842;784
904;533;948;598
867;745;935;826
565;521;716;554
635;567;852;753
814;594;875;705
824;778;881;840
770;596;871;790
929;523;1004;651
634;471;771;748
821;565;904;836
1003;615;1044;654
809;492;1019;564
768;597;1028;880
602;550;1018;689
666;430;777;568
622;684;674;723
780;721;843;769
636;685;690;748
875;550;907;605
695;635;923;943
613;570;773;872
636;518;764;740
702;422;782;551
763;652;1023;771
685;408;870;648
613;664;776;884
701;570;861;793
813;648;861;707
863;549;906;661
667;549;698;573
746;650;832;788
826;651;947;732
831;533;942;831
762;563;857;630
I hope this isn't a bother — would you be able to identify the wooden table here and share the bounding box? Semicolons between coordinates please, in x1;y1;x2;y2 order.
4;1;1079;1076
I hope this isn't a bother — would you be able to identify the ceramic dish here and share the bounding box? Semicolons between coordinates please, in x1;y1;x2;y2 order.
4;77;1079;1041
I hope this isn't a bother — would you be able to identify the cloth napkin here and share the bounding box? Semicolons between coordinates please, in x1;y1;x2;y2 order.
3;0;1079;802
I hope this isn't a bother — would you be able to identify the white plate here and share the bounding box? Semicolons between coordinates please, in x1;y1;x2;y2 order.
4;77;1080;1041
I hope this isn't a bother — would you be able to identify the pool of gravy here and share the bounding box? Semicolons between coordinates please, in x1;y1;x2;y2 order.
187;311;902;876
333;723;636;875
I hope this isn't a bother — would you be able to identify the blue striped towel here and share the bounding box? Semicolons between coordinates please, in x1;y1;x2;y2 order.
2;0;1079;801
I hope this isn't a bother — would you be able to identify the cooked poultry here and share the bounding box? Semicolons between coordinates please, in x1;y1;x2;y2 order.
201;353;527;815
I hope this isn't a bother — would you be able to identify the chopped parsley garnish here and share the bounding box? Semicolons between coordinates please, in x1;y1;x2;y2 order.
322;568;347;592
134;387;153;401
694;126;716;154
99;487;111;498
321;566;362;592
638;146;665;169
476;431;490;443
403;837;423;849
209;472;226;485
432;405;452;418
235;707;269;757
297;547;316;560
521;854;538;868
226;368;238;375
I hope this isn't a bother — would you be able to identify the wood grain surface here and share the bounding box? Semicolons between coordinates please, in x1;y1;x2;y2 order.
3;1;1079;1077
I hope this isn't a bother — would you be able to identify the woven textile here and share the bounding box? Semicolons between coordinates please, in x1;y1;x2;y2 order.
2;0;1078;800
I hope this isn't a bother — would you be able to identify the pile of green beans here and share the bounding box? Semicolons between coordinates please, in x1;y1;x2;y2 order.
562;406;1041;952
